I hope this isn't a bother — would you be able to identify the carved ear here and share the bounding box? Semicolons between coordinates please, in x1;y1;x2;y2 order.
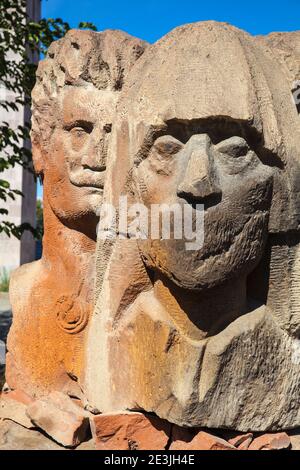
32;138;44;176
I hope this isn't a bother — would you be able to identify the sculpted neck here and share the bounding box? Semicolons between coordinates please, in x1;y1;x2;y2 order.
41;193;97;277
153;271;247;340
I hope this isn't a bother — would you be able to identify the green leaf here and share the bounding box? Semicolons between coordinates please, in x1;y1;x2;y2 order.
0;180;10;188
0;2;97;237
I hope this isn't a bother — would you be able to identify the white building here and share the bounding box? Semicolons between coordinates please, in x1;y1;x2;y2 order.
0;0;41;273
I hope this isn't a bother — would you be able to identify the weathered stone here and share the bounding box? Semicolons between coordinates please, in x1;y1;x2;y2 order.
228;433;253;449
90;412;171;450
86;22;300;432
0;419;95;450
289;432;300;451
170;430;236;450
170;425;196;445
4;20;300;438
76;438;96;450
238;438;253;450
0;390;34;429
0;419;64;450
249;433;291;450
26;392;90;447
5;29;148;405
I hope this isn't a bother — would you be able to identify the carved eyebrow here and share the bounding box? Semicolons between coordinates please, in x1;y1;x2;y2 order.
63;120;93;133
134;118;283;169
215;136;250;157
134;125;168;164
164;117;260;145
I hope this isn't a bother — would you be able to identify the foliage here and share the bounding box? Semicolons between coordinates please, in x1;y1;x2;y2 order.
0;0;96;239
36;198;43;240
0;267;9;292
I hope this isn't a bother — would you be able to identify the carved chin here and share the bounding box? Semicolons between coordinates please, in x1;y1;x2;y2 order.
140;211;269;291
49;186;104;220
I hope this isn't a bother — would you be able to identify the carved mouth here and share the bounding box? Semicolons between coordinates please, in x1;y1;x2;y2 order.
69;168;106;189
169;211;268;289
71;181;104;189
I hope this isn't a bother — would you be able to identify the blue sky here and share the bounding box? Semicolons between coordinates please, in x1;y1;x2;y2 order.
43;0;299;42
37;0;299;198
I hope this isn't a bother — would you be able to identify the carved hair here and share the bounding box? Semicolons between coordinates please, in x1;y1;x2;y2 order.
31;29;148;148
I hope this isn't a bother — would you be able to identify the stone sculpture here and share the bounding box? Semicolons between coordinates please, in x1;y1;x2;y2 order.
3;21;300;445
5;29;148;399
86;22;300;431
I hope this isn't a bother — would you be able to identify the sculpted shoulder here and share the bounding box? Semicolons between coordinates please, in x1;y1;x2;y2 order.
9;260;45;309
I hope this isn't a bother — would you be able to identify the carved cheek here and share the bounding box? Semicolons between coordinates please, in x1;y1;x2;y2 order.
49;131;68;168
223;175;273;214
69;133;89;152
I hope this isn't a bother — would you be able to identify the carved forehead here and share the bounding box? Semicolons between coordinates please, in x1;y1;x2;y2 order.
120;21;299;163
36;28;148;93
116;21;300;233
31;28;148;145
61;86;117;123
122;22;259;126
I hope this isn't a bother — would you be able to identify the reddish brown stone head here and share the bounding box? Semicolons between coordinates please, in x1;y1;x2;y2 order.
31;29;147;231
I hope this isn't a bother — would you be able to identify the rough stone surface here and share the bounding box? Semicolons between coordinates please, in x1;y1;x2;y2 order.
170;425;196;444
26;392;90;447
0;390;35;429
86;22;300;432
228;433;253;449
170;430;236;450
4;21;300;438
248;432;291;450
0;419;63;450
289;431;300;450
5;29;148;405
90;412;171;450
0;416;297;451
0;419;94;450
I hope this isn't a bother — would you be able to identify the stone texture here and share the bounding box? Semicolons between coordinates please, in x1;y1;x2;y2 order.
289;431;300;451
0;390;35;429
0;419;63;450
170;430;236;450
248;433;291;450
90;412;171;450
5;29;148;408
4;21;300;439
257;31;300;89
26;392;90;447
170;425;196;445
0;419;95;450
228;433;253;449
86;21;300;432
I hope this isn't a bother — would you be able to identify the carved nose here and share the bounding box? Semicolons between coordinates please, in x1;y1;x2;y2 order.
81;135;106;171
177;135;221;204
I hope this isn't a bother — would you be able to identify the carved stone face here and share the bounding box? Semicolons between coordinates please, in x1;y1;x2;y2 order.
43;86;116;223
136;128;274;291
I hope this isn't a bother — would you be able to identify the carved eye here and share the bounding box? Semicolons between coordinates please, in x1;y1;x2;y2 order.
70;127;88;138
215;136;249;158
103;123;112;133
153;135;183;158
65;121;93;136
